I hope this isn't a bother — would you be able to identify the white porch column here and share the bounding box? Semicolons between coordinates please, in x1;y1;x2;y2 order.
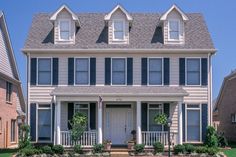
56;101;61;145
178;101;183;145
98;101;103;144
136;101;142;144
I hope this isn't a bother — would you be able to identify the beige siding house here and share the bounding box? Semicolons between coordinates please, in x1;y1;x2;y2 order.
23;4;215;147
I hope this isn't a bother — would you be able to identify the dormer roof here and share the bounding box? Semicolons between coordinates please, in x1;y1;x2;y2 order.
104;4;133;22
160;4;189;21
50;4;80;26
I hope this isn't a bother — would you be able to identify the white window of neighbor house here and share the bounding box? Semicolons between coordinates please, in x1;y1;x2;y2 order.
113;20;125;40
186;58;201;85
37;58;52;85
168;20;180;40
11;119;16;142
75;58;90;85
112;58;126;85
231;114;236;123
59;20;70;41
148;58;163;85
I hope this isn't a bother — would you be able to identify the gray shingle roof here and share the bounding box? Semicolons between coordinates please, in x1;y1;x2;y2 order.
24;12;214;50
51;86;188;96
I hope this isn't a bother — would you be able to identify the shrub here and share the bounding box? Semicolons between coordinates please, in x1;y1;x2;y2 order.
217;133;228;147
173;144;185;155
195;146;208;154
74;144;82;154
183;144;195;154
207;147;219;155
93;144;104;153
205;126;218;147
52;145;64;154
134;144;145;154
18;124;31;149
19;146;42;156
153;142;164;153
42;145;53;155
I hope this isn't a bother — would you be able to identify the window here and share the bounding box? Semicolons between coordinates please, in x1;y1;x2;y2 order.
59;20;70;40
148;104;163;131
186;58;201;85
112;58;126;85
11;120;16;142
38;58;52;85
74;103;89;130
231;114;236;123
0;117;2;133
6;82;12;102
38;104;51;141
168;20;180;40
148;58;163;85
186;104;201;142
113;20;124;40
75;58;89;85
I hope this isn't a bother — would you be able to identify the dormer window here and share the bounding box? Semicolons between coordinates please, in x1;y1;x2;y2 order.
113;20;125;40
59;20;70;41
168;20;180;40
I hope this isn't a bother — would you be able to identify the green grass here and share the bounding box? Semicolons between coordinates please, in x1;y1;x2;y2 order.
0;149;17;157
223;142;236;157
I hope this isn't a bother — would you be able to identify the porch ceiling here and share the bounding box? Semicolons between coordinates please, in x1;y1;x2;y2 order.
51;86;188;97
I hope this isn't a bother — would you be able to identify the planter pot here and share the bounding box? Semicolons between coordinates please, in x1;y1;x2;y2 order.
128;142;135;150
104;143;112;150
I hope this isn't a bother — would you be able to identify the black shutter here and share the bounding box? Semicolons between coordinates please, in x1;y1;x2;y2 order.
164;58;170;85
202;104;208;142
68;58;74;85
141;103;148;131
182;104;186;142
53;58;58;85
105;58;111;85
52;103;55;142
179;58;185;85
90;103;96;130
141;58;147;85
30;103;36;141
90;58;96;85
30;58;37;85
127;58;133;85
67;103;74;130
164;103;170;131
201;58;208;86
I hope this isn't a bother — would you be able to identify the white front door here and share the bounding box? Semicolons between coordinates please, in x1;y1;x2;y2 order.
105;105;133;145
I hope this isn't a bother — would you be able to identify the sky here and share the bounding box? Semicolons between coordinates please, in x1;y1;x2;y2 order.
0;0;236;99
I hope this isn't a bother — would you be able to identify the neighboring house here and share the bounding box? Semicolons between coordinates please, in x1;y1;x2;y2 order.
22;4;216;147
214;71;236;141
0;11;25;148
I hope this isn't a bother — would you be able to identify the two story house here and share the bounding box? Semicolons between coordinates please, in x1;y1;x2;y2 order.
22;4;216;147
0;11;25;148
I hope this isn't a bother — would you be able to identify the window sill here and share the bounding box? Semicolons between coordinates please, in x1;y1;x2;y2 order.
6;101;12;105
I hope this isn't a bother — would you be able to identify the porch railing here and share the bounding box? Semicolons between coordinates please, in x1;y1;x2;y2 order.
142;131;177;146
61;131;97;147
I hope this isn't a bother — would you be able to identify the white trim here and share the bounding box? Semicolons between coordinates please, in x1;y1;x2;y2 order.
111;57;127;86
112;19;125;41
147;103;164;131
147;57;164;86
185;57;202;86
36;57;53;86
74;58;90;86
168;19;181;41
160;4;189;21
58;19;72;42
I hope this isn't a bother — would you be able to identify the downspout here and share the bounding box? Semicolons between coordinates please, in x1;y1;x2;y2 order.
208;53;213;126
26;53;30;125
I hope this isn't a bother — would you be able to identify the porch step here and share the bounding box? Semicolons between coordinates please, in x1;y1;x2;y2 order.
110;152;129;157
110;148;129;152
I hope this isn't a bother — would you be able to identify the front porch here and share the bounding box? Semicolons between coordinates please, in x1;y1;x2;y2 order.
52;86;188;147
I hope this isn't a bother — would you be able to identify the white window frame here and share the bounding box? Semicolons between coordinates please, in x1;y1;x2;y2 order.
36;57;53;86
168;19;180;41
74;102;90;130
36;103;52;143
147;103;164;131
58;19;71;41
6;81;12;103
10;119;16;143
231;114;236;123
185;104;202;143
185;58;202;86
147;58;164;86
74;58;90;86
111;57;127;86
112;19;125;41
0;117;2;133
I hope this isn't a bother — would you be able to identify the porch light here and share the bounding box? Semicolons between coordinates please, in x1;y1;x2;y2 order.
167;118;172;127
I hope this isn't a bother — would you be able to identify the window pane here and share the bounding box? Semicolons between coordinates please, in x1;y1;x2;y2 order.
60;21;69;31
169;21;179;31
75;59;89;85
112;72;125;84
75;109;88;130
114;21;123;31
38;109;51;141
76;72;89;84
112;59;125;71
38;59;51;71
187;72;200;85
114;32;124;40
170;32;179;40
149;109;162;131
112;58;125;85
187;59;200;71
149;72;162;85
76;59;89;71
11;120;16;142
187;110;200;141
38;72;51;85
60;32;69;40
149;59;162;71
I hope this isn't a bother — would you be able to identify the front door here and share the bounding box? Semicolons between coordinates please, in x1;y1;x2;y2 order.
105;105;133;145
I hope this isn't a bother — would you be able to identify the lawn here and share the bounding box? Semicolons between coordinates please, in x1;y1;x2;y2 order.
0;149;17;157
223;142;236;157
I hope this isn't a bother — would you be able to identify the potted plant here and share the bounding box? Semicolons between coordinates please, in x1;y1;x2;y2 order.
103;139;112;150
131;130;136;140
128;139;135;150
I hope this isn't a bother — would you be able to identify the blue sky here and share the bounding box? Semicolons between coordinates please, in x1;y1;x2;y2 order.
1;0;236;99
